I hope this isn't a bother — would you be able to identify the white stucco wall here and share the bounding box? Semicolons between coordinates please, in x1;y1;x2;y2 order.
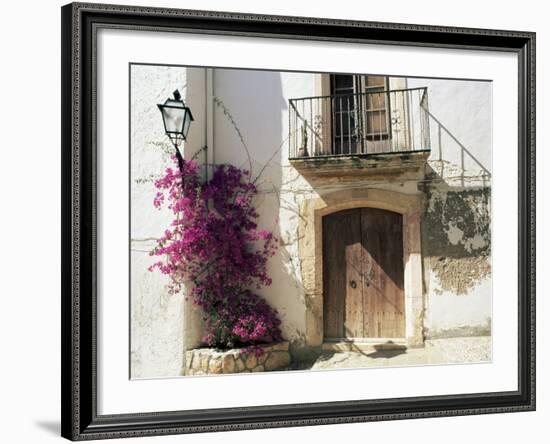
130;66;493;377
407;77;493;178
427;278;492;334
130;65;206;378
211;69;317;345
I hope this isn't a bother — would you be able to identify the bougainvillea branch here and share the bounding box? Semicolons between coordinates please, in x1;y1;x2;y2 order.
149;156;282;349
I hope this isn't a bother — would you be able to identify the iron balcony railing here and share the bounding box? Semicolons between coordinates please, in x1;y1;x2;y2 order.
289;87;431;159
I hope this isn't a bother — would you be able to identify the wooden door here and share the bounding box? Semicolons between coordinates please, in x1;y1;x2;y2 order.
323;208;405;341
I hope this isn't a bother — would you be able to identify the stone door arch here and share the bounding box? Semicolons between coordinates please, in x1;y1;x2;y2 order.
298;188;424;348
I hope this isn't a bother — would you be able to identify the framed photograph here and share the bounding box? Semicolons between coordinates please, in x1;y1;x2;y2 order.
61;2;535;440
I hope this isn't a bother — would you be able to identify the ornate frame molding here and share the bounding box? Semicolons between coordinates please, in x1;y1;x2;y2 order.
61;2;535;440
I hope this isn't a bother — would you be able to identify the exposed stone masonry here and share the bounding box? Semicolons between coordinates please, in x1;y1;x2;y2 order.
184;341;291;376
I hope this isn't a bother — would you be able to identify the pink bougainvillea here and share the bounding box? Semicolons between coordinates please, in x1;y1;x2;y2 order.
149;157;282;349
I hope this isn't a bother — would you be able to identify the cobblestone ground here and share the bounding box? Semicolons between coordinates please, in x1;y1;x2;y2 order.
299;336;491;371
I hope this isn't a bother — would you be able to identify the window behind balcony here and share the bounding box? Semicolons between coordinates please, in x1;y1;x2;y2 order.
331;74;391;155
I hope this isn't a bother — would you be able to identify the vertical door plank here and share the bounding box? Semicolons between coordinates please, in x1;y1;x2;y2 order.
361;208;405;338
344;218;364;339
323;209;362;340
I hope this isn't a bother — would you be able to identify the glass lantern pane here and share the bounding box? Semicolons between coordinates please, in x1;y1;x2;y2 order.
182;110;192;138
162;106;185;134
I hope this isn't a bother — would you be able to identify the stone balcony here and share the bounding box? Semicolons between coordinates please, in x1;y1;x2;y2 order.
289;150;430;183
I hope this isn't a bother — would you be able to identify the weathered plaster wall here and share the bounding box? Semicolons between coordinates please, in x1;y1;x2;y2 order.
407;77;492;338
421;184;492;338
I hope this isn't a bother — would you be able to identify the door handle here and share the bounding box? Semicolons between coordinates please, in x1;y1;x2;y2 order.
349;280;357;289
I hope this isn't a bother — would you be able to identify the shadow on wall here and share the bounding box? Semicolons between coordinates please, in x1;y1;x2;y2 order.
421;109;492;296
213;69;287;170
426;109;491;187
211;70;307;345
179;68;209;350
184;68;208;163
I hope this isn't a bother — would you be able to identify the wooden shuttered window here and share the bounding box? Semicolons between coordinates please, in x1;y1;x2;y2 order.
363;75;390;138
330;74;391;155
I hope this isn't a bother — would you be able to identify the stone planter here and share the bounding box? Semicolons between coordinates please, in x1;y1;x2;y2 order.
184;341;291;376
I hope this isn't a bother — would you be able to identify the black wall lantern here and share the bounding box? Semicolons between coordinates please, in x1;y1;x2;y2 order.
157;89;194;173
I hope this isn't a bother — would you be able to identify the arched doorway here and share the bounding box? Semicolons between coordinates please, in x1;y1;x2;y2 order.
297;188;424;348
323;208;405;341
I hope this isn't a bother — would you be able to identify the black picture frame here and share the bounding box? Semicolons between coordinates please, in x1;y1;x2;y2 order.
61;2;536;440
